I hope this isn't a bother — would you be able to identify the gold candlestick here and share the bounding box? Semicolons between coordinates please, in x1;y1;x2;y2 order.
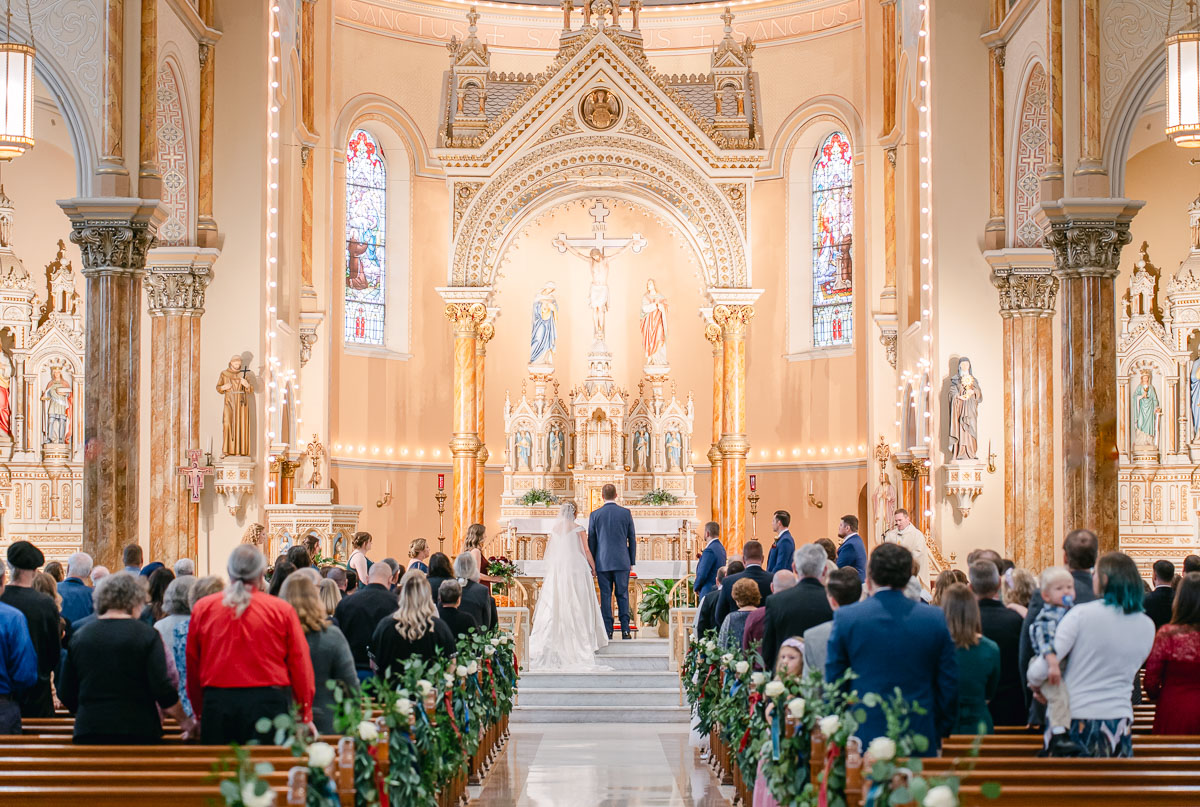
747;490;760;538
435;488;448;553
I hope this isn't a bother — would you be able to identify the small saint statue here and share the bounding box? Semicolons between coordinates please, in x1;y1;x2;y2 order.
529;282;558;367
665;430;683;471
872;474;897;540
1132;370;1161;448
515;431;533;471
217;356;252;457
633;426;650;471
548;426;565;471
948;357;982;461
0;353;12;439
305;434;326;488
42;366;72;444
640;278;668;367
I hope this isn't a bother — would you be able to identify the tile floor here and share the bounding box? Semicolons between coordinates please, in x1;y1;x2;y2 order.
473;723;729;806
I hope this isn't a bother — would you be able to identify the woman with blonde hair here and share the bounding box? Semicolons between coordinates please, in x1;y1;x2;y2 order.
408;538;430;574
280;574;356;733
347;531;374;584
369;570;455;679
1003;568;1037;618
316;578;341;618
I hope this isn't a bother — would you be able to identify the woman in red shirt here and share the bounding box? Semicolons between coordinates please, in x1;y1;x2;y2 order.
185;545;315;744
1144;573;1200;734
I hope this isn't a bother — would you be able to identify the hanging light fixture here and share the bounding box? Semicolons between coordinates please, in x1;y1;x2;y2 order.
0;0;34;161
1167;0;1200;147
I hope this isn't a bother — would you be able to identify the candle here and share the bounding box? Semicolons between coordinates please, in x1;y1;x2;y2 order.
437;473;445;491
749;474;756;492
808;479;814;495
386;479;391;495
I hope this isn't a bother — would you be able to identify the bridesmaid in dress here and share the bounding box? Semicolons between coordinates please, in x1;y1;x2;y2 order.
1144;573;1200;734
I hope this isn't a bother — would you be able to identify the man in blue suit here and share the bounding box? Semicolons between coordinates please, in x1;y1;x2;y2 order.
765;510;795;575
826;542;958;755
587;483;637;639
693;522;726;598
834;515;867;582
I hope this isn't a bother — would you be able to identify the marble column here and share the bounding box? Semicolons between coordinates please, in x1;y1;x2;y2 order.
299;0;316;291
196;39;217;244
984;41;1006;248
474;320;494;524
58;198;165;570
446;302;486;551
1075;0;1104;186
1042;0;1064;194
987;249;1058;570
145;248;216;566
1041;198;1143;550
704;322;723;525
715;304;753;546
138;0;160;198
99;0;129;194
879;0;898;294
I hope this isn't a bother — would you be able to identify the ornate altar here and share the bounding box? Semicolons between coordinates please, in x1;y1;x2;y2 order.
0;190;84;562
263;496;363;560
1115;214;1200;576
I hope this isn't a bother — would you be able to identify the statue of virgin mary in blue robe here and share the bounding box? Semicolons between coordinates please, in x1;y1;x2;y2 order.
530;283;558;365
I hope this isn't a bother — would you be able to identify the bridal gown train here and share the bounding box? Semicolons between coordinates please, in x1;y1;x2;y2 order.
528;518;610;671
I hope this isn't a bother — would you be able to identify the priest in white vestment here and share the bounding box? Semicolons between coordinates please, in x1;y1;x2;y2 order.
882;508;927;584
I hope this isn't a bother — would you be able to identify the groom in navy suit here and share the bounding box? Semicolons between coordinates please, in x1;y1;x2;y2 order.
588;483;638;639
693;522;725;598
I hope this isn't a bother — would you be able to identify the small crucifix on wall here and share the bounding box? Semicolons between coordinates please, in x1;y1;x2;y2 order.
177;448;213;503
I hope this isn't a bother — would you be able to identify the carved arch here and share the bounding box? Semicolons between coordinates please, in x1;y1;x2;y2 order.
1011;62;1049;248
450;135;748;288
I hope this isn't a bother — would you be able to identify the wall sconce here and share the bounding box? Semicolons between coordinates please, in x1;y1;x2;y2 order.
807;479;823;509
376;479;392;508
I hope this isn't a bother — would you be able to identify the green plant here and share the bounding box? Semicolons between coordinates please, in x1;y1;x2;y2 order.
214;744;275;807
639;488;680;505
637;578;675;626
517;488;558;506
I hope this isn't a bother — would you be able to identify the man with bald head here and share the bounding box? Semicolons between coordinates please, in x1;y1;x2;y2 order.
333;562;398;681
742;570;796;654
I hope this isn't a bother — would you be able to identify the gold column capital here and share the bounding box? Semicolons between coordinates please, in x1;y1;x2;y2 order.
446;302;487;334
713;304;755;336
704;322;723;347
478;320;495;345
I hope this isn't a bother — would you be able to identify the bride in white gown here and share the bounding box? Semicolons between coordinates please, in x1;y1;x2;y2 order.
529;502;611;670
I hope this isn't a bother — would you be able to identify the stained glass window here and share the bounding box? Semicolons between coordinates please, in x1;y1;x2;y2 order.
811;132;854;347
345;129;387;346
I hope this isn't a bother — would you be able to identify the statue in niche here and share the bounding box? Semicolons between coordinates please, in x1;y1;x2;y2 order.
548;426;565;471
1132;369;1162;447
872;473;897;540
217;356;252;457
640;278;669;366
515;431;533;471
1190;356;1200;440
0;353;12;438
529;282;558;366
633;426;650;471
665;430;683;471
948;357;982;461
42;366;72;444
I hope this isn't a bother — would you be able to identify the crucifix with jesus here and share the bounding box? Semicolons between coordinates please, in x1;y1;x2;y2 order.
553;202;647;343
177;448;213;503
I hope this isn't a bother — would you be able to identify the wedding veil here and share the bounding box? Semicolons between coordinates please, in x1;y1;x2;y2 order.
543;501;585;570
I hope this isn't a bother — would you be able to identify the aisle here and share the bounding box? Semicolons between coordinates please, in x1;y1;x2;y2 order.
474;724;730;806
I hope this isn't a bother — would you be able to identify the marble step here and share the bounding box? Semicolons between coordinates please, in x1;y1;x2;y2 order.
518;687;680;707
517;671;678;690
510;704;691;723
595;638;670;656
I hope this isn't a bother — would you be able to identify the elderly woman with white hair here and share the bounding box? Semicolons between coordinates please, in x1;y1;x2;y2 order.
185;545;315;744
154;576;197;717
453;551;498;631
59;572;196;744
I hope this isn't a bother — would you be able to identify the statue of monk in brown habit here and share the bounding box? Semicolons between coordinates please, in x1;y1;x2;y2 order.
217;355;252;457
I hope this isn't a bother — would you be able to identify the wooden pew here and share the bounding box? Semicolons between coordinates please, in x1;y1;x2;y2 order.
0;767;307;807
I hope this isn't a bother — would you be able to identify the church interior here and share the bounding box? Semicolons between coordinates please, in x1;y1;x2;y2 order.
0;0;1198;803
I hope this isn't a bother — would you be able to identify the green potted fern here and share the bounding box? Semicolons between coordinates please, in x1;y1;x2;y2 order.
638;578;675;638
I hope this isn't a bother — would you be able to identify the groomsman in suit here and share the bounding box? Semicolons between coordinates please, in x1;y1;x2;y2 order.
762;544;832;670
765;511;796;575
715;541;773;627
694;522;726;599
588;484;638;639
1144;560;1176;629
834;515;867;582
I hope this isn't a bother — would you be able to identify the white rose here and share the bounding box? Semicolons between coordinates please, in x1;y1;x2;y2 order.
751;672;766;687
818;715;841;738
866;736;896;762
396;688;410;700
704;640;717;653
923;785;957;807
241;782;275;807
484;645;495;656
395;698;414;717
763;680;785;698
786;698;806;719
466;661;479;675
721;653;734;665
490;637;501;646
417;680;434;696
443;673;455;686
456;665;470;678
306;741;335;770
357;720;379;742
734;660;749;675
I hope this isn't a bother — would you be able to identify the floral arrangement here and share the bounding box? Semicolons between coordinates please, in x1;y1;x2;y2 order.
639;488;680;505
517;488;558;506
215;744;275;807
254;706;339;806
485;556;520;595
